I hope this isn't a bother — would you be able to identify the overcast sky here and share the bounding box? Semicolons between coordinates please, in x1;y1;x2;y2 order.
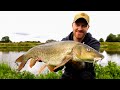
0;11;119;43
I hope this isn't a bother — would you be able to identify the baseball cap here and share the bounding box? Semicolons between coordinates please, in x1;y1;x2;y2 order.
73;12;90;24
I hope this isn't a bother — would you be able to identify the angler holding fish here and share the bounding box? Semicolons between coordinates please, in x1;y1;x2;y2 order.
56;12;103;80
15;12;104;79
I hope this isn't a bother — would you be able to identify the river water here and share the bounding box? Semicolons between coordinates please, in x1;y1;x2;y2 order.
0;50;120;75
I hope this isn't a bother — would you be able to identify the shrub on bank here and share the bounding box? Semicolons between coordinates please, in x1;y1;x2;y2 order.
0;61;120;79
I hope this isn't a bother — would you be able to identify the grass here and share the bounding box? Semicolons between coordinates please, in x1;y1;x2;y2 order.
0;62;62;79
100;42;120;52
0;41;118;52
0;61;120;79
0;63;36;79
0;42;120;52
95;61;120;79
0;42;42;51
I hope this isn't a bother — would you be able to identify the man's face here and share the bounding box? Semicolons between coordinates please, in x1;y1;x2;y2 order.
72;18;89;40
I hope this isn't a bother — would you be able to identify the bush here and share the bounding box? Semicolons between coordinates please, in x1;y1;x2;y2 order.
95;61;120;79
1;61;120;79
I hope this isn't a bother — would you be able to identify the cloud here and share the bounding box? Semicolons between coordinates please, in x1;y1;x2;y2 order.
33;35;46;39
14;32;30;36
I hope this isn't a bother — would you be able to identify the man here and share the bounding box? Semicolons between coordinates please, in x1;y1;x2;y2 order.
55;12;100;79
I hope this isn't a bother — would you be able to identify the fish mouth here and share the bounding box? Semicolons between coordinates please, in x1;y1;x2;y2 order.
93;57;103;64
94;57;102;61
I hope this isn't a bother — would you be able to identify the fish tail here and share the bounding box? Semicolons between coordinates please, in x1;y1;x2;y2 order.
15;54;28;71
15;55;24;63
17;60;27;71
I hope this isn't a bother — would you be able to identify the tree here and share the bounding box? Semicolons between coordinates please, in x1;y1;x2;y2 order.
1;36;12;42
116;34;120;42
99;38;104;42
106;33;116;42
45;39;57;43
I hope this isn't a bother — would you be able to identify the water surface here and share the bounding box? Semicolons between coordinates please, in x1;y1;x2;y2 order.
0;50;120;74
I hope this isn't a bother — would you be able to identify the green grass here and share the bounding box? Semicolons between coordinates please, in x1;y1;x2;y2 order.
0;63;36;79
35;71;62;79
100;42;120;52
0;42;43;51
0;61;120;79
95;61;120;79
0;62;62;79
0;42;120;52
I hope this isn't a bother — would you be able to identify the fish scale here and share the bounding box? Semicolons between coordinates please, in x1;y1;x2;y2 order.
15;41;104;74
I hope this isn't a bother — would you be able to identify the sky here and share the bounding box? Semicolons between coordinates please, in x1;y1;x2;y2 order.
0;11;120;43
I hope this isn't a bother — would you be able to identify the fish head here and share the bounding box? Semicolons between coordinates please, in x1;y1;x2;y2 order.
73;43;104;63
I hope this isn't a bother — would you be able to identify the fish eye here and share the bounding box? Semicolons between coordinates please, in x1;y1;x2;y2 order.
87;48;91;52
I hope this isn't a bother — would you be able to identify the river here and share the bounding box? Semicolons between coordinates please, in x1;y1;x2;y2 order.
0;50;120;75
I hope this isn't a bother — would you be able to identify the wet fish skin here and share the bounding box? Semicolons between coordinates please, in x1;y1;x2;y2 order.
15;41;104;72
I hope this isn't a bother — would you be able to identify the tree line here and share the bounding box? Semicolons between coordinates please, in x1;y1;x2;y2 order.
0;36;57;43
1;33;120;43
99;33;120;42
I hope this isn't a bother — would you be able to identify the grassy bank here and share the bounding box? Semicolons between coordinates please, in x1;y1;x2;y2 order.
0;42;120;52
0;42;42;51
0;62;62;79
100;42;120;54
95;61;120;79
0;61;120;79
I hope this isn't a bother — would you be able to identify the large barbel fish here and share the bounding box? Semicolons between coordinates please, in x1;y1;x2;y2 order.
15;41;104;73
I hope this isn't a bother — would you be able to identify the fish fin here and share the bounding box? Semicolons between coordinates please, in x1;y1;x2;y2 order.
29;59;37;68
47;65;55;72
38;64;55;74
38;64;47;74
53;55;72;71
17;60;27;71
15;55;24;63
30;58;42;68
